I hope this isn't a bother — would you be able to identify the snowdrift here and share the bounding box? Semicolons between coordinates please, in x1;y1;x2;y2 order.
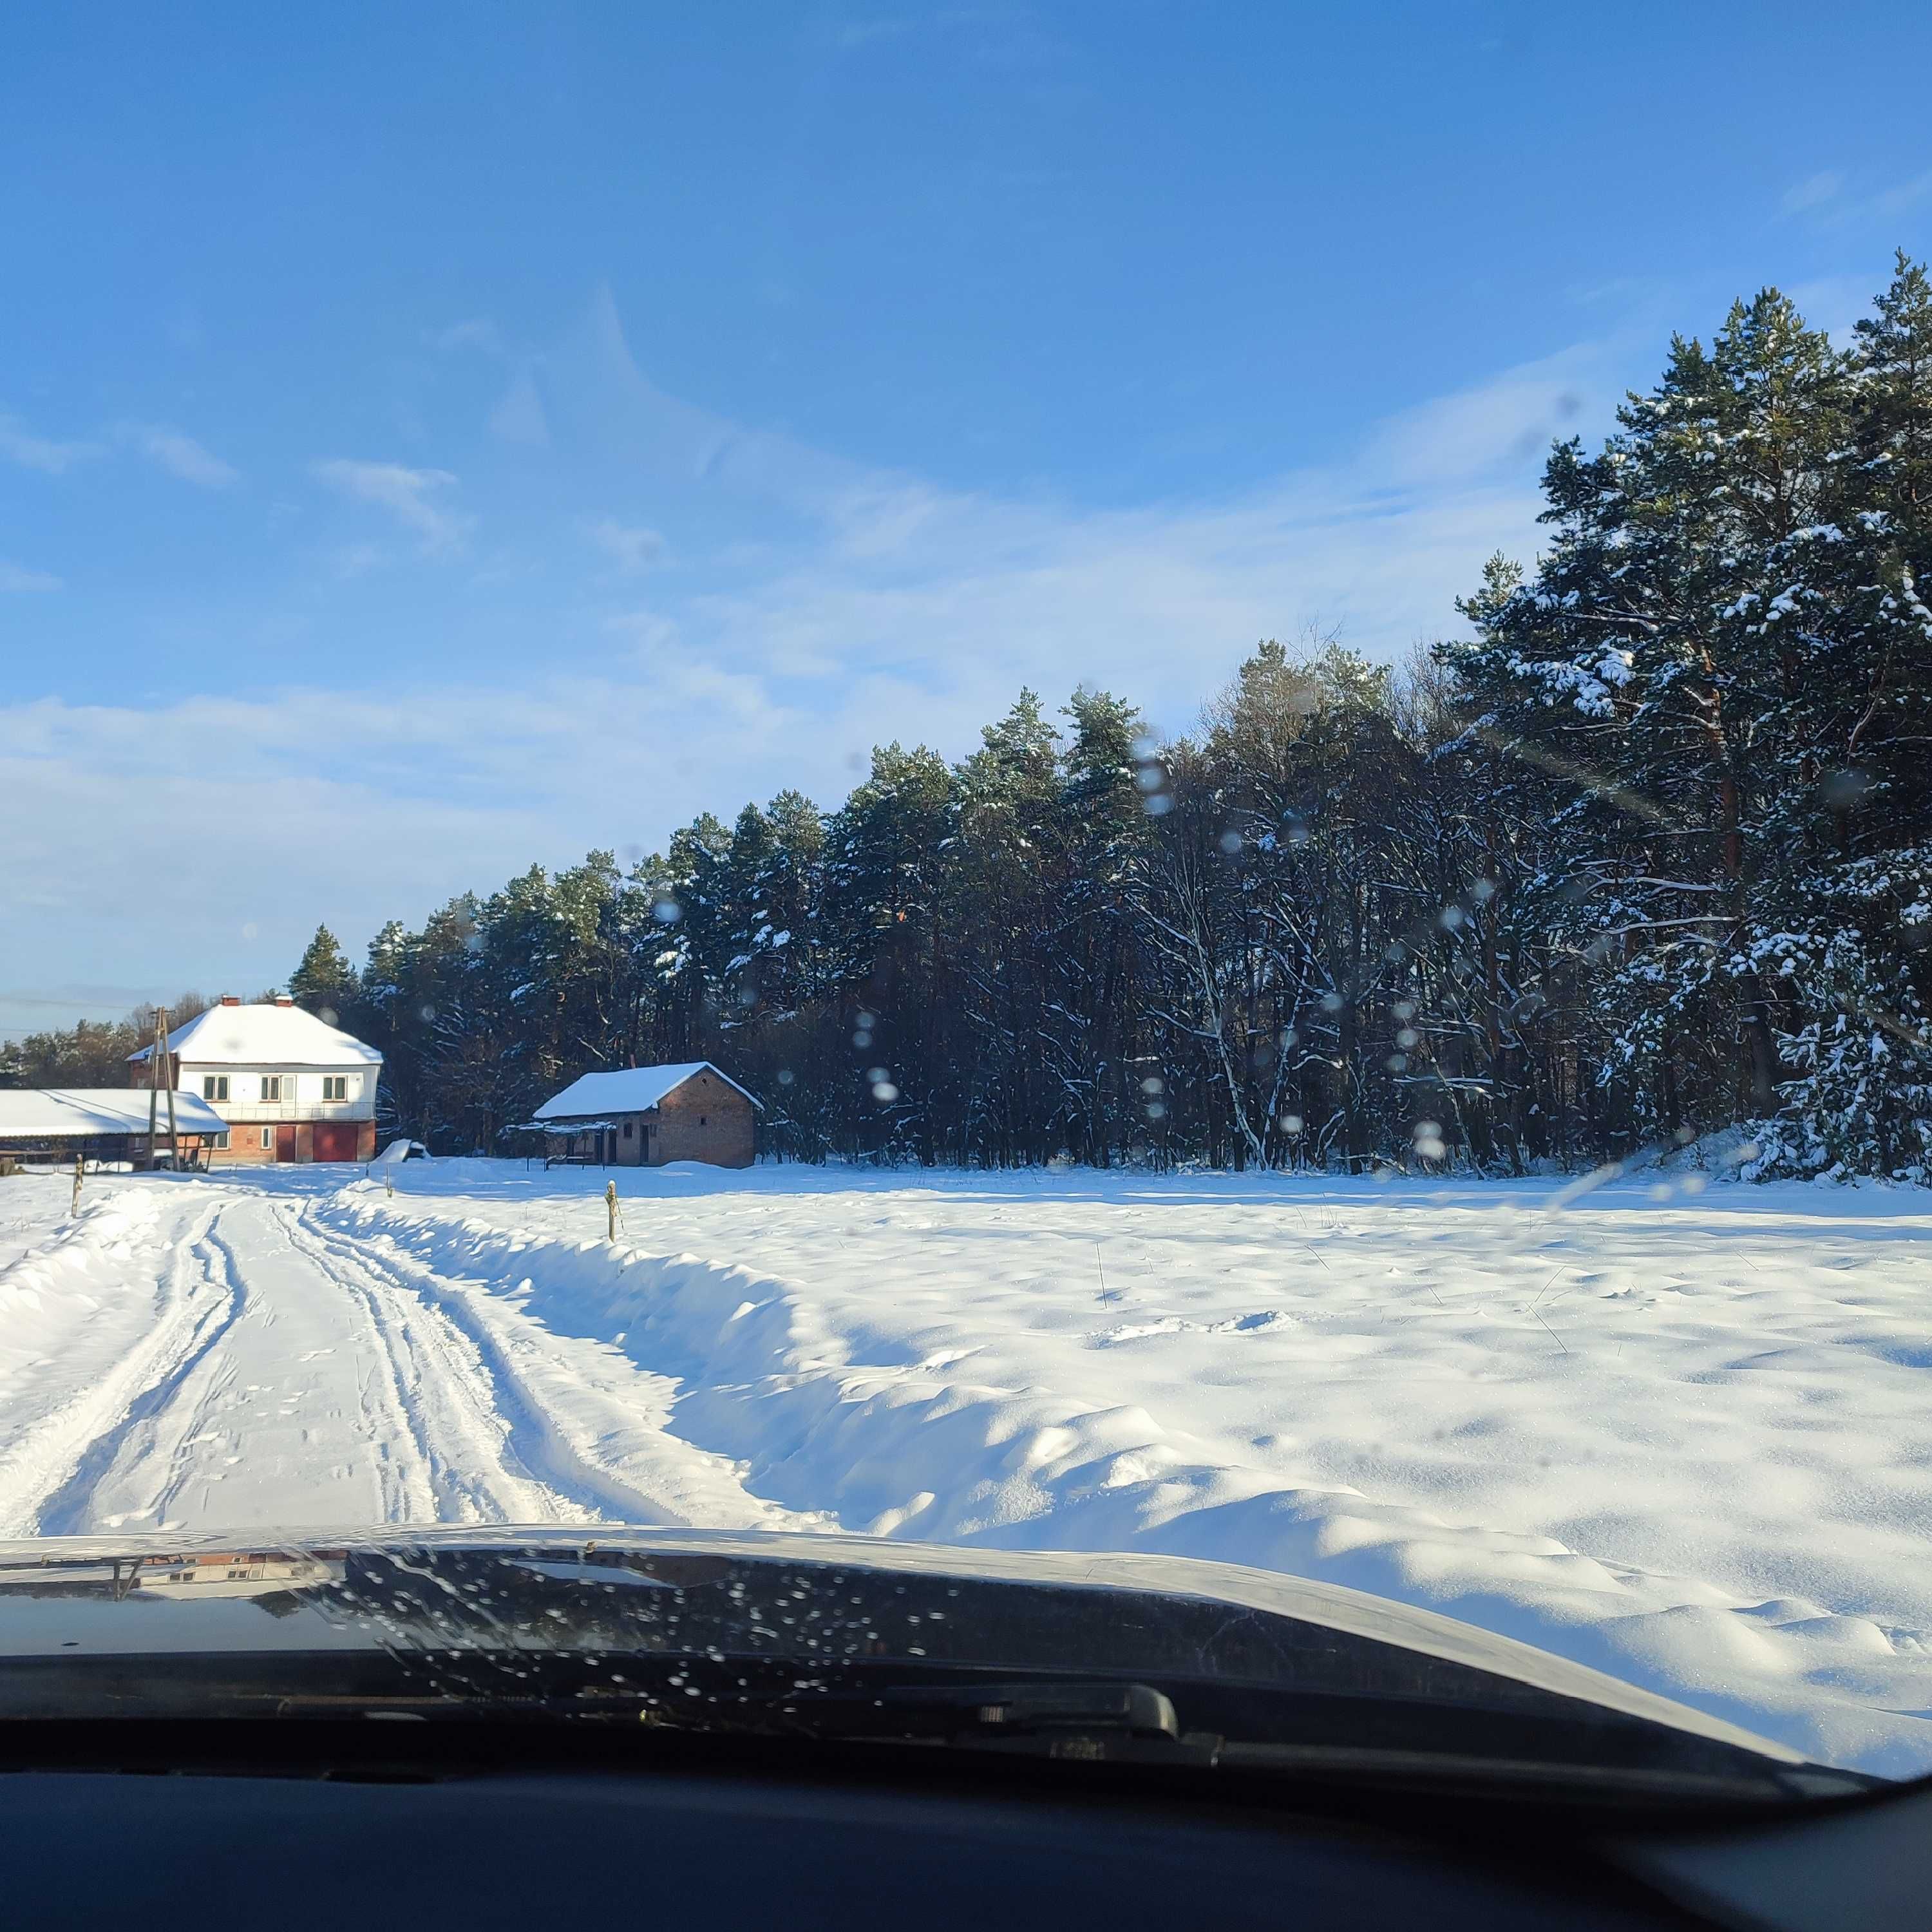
321;1185;1932;1775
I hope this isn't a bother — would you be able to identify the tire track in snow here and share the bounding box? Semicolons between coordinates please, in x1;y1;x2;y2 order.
56;1200;445;1532
299;1202;815;1532
35;1193;594;1533
33;1219;251;1535
255;1196;441;1524
0;1195;231;1538
272;1200;594;1525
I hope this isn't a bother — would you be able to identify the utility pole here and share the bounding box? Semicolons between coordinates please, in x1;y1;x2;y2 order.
146;1007;179;1171
146;1010;160;1169
162;1007;178;1173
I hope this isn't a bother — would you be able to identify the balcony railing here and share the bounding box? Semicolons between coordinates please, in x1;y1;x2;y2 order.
209;1100;376;1124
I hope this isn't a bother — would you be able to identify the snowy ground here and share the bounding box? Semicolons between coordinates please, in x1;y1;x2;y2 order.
1;1157;1929;1774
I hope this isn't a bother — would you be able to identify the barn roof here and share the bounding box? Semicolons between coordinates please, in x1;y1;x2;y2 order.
129;1001;381;1068
0;1088;230;1140
533;1061;761;1121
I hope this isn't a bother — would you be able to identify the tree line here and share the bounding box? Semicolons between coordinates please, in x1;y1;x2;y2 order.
9;260;1929;1180
3;993;223;1089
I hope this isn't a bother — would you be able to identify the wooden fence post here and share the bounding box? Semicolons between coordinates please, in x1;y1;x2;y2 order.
606;1180;618;1244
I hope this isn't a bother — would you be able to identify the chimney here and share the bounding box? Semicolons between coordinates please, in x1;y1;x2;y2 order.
220;994;241;1007
273;995;294;1007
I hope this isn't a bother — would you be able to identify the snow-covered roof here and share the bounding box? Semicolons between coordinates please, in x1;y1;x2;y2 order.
0;1088;230;1139
533;1061;761;1121
128;1001;381;1068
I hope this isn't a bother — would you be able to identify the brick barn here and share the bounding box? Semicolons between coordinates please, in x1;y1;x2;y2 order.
532;1063;758;1169
129;996;383;1165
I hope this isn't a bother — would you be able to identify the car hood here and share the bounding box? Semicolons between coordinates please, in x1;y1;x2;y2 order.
0;1526;1804;1775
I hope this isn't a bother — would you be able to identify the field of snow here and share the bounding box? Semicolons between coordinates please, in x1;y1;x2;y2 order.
1;1156;1929;1774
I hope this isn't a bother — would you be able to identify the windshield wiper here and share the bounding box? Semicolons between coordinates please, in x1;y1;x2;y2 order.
878;1680;1180;1736
656;1675;1219;1764
615;1671;1868;1799
843;1678;1188;1747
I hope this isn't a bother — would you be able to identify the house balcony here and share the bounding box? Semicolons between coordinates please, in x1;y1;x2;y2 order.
211;1099;377;1125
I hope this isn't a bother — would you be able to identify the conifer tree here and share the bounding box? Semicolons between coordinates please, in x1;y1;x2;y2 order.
288;925;356;1020
82;258;1911;1181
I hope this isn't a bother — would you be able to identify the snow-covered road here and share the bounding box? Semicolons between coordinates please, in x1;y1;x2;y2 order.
0;1179;808;1542
3;1159;1931;1775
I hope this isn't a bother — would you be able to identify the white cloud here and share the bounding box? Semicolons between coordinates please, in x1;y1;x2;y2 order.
0;457;1546;1025
430;317;506;355
834;17;914;50
684;472;1544;744
121;422;240;488
522;289;1596;753
0;560;61;592
313;459;471;553
5;310;1630;1021
1786;274;1883;347
1783;170;1844;215
589;518;667;571
0;413;95;474
544;287;867;520
1787;168;1932;231
1872;168;1932;220
0;673;808;1032
1362;341;1607;484
632;325;1622;741
489;370;550;446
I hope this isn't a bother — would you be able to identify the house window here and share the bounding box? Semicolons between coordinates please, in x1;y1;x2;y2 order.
260;1128;272;1150
260;1076;282;1103
213;1132;230;1150
203;1075;229;1102
699;1115;707;1126
322;1076;348;1101
622;1121;634;1139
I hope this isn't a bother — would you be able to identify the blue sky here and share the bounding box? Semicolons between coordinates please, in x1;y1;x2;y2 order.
4;1;1930;1034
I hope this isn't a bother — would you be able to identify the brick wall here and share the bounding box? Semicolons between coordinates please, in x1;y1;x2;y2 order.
209;1122;278;1166
203;1119;376;1164
207;1123;272;1166
652;1073;755;1168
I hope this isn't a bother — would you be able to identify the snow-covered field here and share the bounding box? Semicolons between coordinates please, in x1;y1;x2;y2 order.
1;1157;1929;1774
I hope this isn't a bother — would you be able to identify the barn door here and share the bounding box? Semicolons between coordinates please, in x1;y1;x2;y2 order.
275;1125;298;1163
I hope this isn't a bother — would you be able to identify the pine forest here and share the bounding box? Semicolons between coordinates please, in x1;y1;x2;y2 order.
11;262;1931;1182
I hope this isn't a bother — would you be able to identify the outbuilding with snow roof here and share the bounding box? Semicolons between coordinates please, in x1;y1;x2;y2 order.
531;1062;757;1169
0;1088;229;1167
129;996;383;1165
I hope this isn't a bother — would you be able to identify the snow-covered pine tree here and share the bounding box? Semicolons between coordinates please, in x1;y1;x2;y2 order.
1452;266;1932;1178
1748;255;1932;1179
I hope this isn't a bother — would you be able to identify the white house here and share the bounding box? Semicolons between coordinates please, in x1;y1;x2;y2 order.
129;996;383;1165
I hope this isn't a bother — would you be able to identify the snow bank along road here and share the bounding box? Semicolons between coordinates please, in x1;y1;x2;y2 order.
1;1160;1929;1776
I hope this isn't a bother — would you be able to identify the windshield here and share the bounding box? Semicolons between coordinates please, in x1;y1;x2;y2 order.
1;5;1929;1795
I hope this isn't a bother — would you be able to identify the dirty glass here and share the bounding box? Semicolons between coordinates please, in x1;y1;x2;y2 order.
1;5;1928;1788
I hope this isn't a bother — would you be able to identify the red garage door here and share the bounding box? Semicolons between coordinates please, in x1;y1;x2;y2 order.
312;1123;359;1162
